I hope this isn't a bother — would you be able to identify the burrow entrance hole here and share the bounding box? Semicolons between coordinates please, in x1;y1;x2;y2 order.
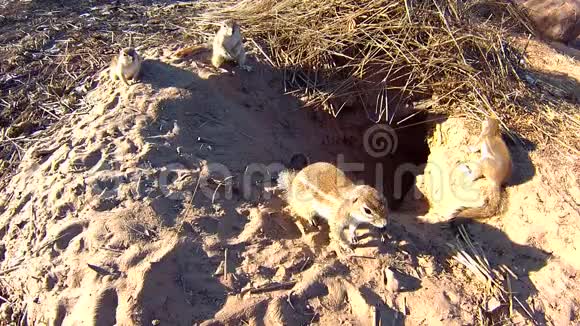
302;107;436;211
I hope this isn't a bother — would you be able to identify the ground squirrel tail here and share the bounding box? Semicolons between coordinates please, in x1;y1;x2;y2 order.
452;184;502;219
277;169;297;192
174;44;207;58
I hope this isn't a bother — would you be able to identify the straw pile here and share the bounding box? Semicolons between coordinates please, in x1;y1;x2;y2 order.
202;0;579;153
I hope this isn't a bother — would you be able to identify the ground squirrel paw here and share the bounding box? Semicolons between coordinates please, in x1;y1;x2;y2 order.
349;234;359;244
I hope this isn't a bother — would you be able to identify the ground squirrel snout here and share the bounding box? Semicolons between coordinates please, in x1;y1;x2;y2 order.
278;162;388;251
109;47;142;86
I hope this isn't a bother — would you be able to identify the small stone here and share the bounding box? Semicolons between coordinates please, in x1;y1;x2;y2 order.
444;290;459;304
384;267;400;292
273;266;288;282
152;320;160;325
418;256;436;276
6;121;35;138
213;261;224;276
486;297;502;312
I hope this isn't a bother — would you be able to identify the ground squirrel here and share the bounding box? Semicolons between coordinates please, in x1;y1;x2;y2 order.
451;117;512;219
109;47;142;86
211;20;251;71
278;162;388;251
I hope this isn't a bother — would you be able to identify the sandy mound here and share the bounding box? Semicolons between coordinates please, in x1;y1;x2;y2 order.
0;47;578;325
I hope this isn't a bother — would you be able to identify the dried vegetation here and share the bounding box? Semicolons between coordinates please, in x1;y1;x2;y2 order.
200;0;579;154
1;0;579;185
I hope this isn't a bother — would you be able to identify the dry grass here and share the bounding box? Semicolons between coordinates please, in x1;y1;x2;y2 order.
448;225;537;325
198;0;579;154
1;0;578;185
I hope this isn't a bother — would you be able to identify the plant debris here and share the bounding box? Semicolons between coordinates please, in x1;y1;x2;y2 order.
199;0;579;154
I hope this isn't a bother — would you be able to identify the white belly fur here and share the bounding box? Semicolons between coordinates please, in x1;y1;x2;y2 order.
481;142;491;159
312;202;334;221
123;62;140;78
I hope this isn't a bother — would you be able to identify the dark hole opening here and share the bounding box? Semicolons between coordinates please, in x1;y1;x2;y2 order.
311;106;438;212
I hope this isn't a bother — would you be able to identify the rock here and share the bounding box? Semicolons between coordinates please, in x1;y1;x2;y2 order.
213;260;224;277
486;297;502;312
273;266;289;282
384;267;400;292
515;0;580;43
418;255;436;276
396;296;409;315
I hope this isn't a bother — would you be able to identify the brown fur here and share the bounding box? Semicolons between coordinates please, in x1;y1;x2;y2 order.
109;47;141;86
174;44;207;58
453;117;512;219
279;162;388;250
211;20;250;71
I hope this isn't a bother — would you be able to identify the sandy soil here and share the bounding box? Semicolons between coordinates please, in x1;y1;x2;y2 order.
0;43;579;326
514;37;580;103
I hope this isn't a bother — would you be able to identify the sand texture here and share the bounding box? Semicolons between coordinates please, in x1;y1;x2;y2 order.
0;46;578;325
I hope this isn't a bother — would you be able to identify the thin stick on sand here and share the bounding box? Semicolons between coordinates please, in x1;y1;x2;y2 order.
242;281;297;295
372;305;380;326
224;248;229;282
